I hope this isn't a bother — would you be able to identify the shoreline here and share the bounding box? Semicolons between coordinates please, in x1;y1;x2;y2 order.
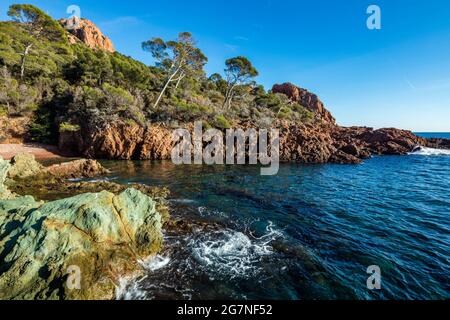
0;143;64;160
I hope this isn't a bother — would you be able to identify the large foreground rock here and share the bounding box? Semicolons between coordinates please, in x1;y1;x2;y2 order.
0;188;163;300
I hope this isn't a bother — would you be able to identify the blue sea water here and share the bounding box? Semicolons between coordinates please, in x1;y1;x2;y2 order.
106;143;450;300
415;132;450;139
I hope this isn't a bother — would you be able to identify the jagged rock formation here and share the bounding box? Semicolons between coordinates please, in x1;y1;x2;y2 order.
58;119;448;164
0;156;165;300
60;123;174;160
55;77;450;164
59;17;115;53
272;83;336;124
278;122;429;164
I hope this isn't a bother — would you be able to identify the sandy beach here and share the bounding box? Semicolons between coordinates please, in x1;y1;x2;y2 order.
0;144;63;160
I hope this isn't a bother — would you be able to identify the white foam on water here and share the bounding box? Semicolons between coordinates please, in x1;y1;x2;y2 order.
68;176;119;183
116;255;171;300
115;276;147;300
139;255;171;271
170;199;196;204
409;147;450;156
197;206;229;219
189;222;283;279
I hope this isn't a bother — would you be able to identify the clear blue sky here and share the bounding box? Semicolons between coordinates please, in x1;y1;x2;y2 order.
1;0;450;131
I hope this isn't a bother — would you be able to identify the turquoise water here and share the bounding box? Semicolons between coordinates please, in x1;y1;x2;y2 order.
105;150;450;300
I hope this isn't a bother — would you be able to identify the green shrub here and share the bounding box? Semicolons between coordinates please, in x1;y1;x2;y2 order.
214;115;231;129
277;106;292;119
173;97;211;116
59;122;80;132
28;122;54;144
0;105;7;116
202;120;213;130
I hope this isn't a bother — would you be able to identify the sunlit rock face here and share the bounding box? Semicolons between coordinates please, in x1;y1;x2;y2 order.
59;17;115;53
0;157;164;300
272;82;336;124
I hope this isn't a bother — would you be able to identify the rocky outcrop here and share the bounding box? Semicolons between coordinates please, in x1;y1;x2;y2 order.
6;153;109;180
278;122;361;164
333;126;428;156
55;79;450;164
44;159;109;179
279;122;435;163
137;125;174;160
414;136;450;150
59;123;175;160
272;83;336;124
0;156;166;300
0;188;163;300
59;17;115;53
7;153;108;180
58;120;448;164
7;153;44;179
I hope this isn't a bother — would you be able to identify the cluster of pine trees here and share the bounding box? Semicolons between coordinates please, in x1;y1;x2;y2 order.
0;4;314;144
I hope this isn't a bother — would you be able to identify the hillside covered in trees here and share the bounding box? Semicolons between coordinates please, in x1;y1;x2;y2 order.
0;4;316;145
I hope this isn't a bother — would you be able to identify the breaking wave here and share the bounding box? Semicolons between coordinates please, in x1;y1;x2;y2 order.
115;276;147;300
409;147;450;156
139;255;171;271
116;255;171;300
189;222;283;280
116;221;284;299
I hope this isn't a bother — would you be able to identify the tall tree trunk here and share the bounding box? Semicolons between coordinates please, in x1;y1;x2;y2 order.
20;44;32;80
223;83;236;110
174;72;185;90
223;86;231;110
153;68;180;109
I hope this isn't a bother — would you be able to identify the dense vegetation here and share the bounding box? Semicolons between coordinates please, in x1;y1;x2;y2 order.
0;4;314;144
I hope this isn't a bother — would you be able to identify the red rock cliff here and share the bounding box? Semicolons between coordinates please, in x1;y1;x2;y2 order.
272;83;336;124
59;17;115;53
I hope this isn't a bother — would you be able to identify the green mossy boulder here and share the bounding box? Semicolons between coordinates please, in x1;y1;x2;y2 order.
0;188;163;300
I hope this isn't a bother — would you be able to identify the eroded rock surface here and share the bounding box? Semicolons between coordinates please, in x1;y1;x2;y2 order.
59;120;449;164
44;159;110;179
272;83;336;124
0;155;166;300
59;17;115;53
0;188;163;300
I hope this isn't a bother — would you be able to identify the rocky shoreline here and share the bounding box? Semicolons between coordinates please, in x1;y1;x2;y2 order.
59;119;450;165
56;82;450;164
0;154;169;299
